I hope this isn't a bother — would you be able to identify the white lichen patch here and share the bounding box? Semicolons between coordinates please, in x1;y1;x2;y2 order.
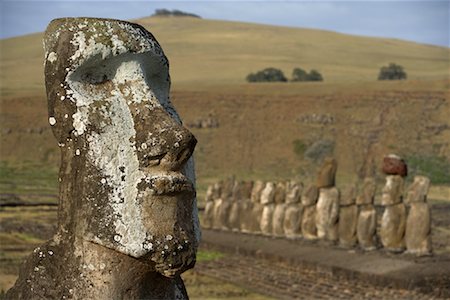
47;51;58;63
75;149;81;156
49;117;57;126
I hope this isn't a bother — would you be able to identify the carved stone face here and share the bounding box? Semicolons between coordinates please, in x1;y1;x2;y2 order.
44;18;199;277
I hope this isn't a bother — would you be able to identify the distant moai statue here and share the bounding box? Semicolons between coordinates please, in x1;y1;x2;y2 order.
246;180;265;234
7;18;199;299
203;184;215;229
301;184;319;240
272;182;287;237
379;155;407;252
405;176;432;255
356;177;377;250
338;185;358;247
212;181;224;230
229;181;253;232
260;182;276;235
216;177;235;231
315;158;339;242
283;181;303;239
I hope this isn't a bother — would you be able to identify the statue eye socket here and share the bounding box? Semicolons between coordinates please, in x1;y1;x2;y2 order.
81;72;110;85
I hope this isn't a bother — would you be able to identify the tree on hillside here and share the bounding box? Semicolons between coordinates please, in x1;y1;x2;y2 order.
307;69;324;81
291;68;309;82
246;68;288;82
378;63;407;80
153;9;201;18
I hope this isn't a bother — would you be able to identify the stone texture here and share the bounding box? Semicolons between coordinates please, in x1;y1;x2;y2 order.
380;175;404;206
8;18;198;299
274;182;287;204
301;205;317;240
356;204;377;250
285;181;302;204
239;199;253;234
249;201;264;234
315;187;339;241
228;199;241;232
260;204;275;235
380;203;406;252
338;205;358;247
356;177;376;205
316;158;337;188
251;181;265;203
271;182;287;237
301;184;319;206
260;182;276;205
283;203;303;239
405;176;430;204
217;198;232;231
212;198;224;230
405;202;432;256
339;185;356;206
382;154;408;177
203;194;214;229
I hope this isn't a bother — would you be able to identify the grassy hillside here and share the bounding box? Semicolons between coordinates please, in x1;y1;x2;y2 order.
0;16;449;96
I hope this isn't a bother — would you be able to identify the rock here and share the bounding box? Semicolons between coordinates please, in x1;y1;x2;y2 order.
316;157;337;188
356;177;376;205
380;203;406;252
285;181;303;204
380;175;404;206
8;18;198;299
260;182;275;205
405;202;432;256
338;205;358;248
301;184;319;206
382;154;407;177
301;205;317;240
405;176;430;204
251;180;265;203
339;185;356;206
260;204;275;235
356;204;377;250
283;202;303;239
315;187;339;241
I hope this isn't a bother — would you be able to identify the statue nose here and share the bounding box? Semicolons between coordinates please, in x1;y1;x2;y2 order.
160;127;197;171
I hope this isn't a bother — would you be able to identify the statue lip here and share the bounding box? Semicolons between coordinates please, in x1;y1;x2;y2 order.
143;173;195;196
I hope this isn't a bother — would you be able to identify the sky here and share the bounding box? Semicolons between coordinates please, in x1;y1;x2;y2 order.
0;0;449;47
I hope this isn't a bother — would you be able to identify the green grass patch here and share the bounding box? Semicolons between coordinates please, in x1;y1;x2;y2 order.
406;155;450;185
196;250;225;262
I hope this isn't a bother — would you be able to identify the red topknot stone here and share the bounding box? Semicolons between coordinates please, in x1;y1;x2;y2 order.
382;154;408;177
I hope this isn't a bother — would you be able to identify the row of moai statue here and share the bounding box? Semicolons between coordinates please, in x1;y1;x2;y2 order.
203;156;432;256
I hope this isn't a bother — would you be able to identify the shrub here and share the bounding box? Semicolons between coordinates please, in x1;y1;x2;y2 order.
304;139;335;162
246;68;288;82
291;68;323;82
378;63;407;80
406;155;450;185
153;9;201;18
292;139;307;158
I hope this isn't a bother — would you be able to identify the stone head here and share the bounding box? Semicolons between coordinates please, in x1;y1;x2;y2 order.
44;18;199;277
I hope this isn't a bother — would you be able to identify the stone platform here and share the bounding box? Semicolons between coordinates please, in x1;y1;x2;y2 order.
200;229;450;298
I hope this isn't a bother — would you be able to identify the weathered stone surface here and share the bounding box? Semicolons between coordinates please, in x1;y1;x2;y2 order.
250;202;264;234
203;197;215;229
217;198;232;231
405;176;430;204
356;204;377;250
338;205;358;247
228;199;241;232
285;181;302;204
251;180;265;203
8;18;198;299
382;154;408;177
301;184;319;206
301;205;317;240
315;187;339;241
316;158;337;188
239;199;253;233
283;203;303;239
272;190;287;237
205;184;214;203
241;181;254;200
274;182;287;204
405;202;432;255
260;204;275;235
221;177;235;200
381;175;404;206
380;203;406;252
260;182;276;205
356;177;376;205
212;182;222;200
212;198;224;230
339;185;356;206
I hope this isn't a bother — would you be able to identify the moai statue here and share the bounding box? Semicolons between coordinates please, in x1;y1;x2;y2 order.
228;181;245;232
379;155;407;252
260;182;276;235
315;158;339;242
216;177;235;231
356;177;377;250
405;176;432;255
7;18;200;299
283;181;303;239
338;185;358;248
301;184;319;240
202;184;215;229
212;181;224;230
236;181;254;233
246;180;265;234
272;182;287;237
